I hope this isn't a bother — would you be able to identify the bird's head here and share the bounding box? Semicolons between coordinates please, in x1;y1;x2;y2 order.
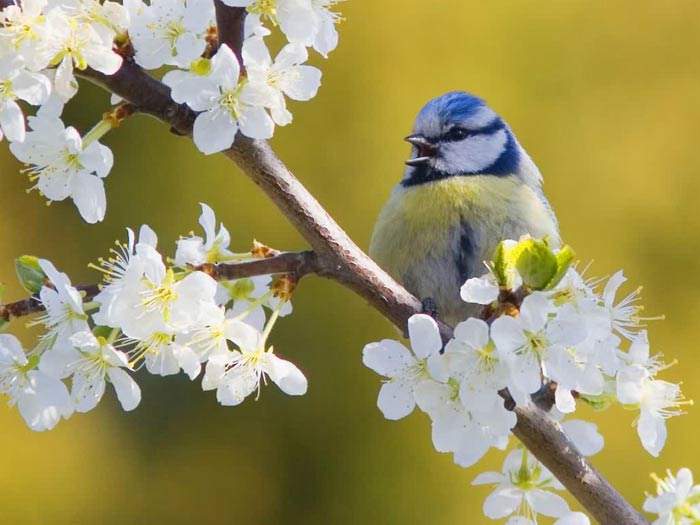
402;91;526;187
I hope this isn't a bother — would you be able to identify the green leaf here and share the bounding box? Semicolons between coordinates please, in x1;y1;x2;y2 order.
514;238;558;291
0;318;8;333
545;245;576;290
15;255;46;294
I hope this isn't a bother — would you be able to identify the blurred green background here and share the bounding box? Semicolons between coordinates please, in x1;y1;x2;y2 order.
1;1;699;523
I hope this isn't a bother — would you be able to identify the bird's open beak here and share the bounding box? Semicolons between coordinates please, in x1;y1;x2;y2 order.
404;134;437;166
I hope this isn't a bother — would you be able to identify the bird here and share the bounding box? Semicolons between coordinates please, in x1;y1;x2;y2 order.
369;91;561;325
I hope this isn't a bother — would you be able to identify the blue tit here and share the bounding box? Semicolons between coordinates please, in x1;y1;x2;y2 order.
369;91;560;325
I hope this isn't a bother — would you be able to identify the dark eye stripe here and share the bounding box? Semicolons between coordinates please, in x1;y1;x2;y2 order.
441;118;505;142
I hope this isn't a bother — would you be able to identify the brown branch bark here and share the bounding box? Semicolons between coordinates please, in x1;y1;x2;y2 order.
0;252;317;321
2;1;648;522
214;1;246;67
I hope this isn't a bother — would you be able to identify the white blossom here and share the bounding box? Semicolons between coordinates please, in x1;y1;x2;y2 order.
42;8;123;100
34;259;89;348
243;36;321;126
491;294;586;403
644;468;700;525
443;317;509;412
602;270;644;340
0;334;73;430
362;314;444;420
0;55;51;142
460;274;499;305
473;449;570;522
202;320;306;404
414;379;514;467
175;202;235;266
129;0;214;70
164;44;274;154
618;374;686;457
93;225;221;376
9;111;113;223
46;331;141;412
0;0;50;70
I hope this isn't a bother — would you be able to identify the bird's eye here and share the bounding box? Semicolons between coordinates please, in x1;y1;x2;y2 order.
444;127;470;141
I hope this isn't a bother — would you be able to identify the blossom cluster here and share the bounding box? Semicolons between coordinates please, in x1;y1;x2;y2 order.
0;0;340;222
644;467;700;524
363;237;689;524
0;204;305;431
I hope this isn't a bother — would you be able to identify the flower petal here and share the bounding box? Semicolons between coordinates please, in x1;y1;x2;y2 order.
267;354;307;396
483;488;522;519
377;381;415;420
408;314;442;358
107;367;141;411
193;109;238;154
527;490;570;518
362;339;414;378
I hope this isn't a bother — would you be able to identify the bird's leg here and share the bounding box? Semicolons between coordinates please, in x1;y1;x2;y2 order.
420;297;439;319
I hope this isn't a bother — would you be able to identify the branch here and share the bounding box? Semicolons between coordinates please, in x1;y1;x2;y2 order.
0;252;317;321
214;2;246;66
79;62;195;135
8;2;646;521
0;284;100;320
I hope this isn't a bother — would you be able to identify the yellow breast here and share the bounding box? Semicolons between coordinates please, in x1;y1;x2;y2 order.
369;176;559;284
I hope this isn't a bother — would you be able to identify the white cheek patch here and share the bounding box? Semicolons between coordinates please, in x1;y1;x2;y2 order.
436;129;508;174
461;106;497;129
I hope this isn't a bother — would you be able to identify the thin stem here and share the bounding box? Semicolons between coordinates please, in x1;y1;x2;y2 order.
0;252;318;322
82;118;113;147
230;290;272;322
261;303;281;346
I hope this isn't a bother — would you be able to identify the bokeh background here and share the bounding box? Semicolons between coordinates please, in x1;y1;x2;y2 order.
0;1;699;523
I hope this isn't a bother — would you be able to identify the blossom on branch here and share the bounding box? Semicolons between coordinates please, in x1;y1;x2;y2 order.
473;449;571;523
362;236;686;475
10;106;113;223
644;467;700;524
165;44;275;153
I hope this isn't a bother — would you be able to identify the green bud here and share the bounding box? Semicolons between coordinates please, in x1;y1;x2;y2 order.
545;245;576;290
15;255;46;294
492;241;509;286
579;393;614;412
513;238;558;291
